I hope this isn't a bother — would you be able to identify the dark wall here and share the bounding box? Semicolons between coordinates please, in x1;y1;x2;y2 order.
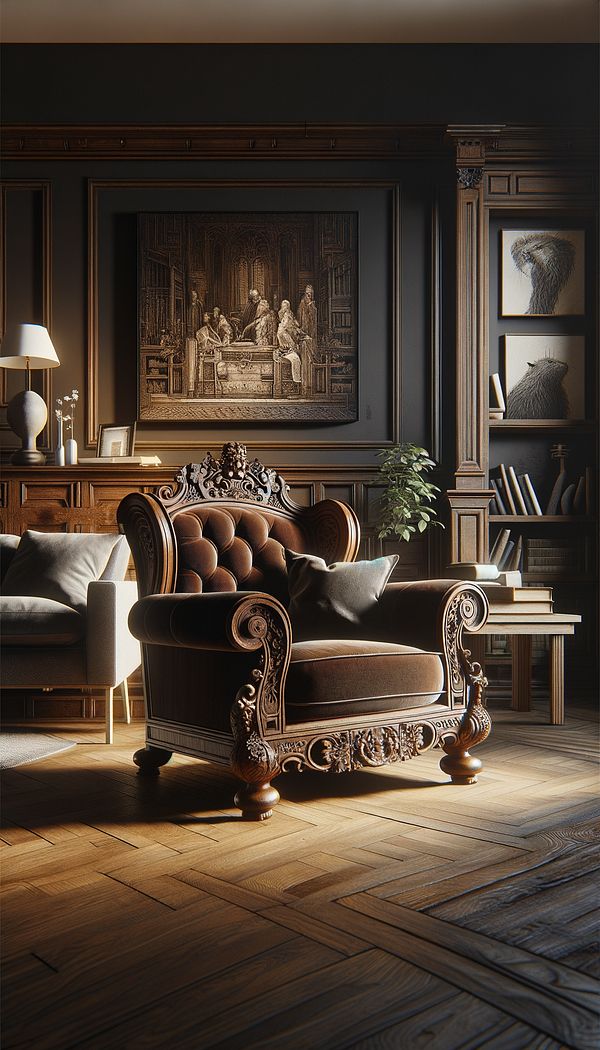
2;45;597;125
1;44;596;477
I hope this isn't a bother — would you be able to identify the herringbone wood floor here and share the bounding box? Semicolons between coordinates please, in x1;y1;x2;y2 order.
1;700;598;1050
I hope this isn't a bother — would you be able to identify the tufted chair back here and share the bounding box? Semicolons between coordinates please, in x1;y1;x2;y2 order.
171;504;312;604
117;447;360;604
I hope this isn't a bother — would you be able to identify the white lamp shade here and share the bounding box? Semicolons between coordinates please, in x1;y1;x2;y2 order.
0;323;60;369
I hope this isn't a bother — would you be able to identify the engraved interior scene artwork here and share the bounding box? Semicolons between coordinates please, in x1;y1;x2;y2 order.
501;229;585;317
138;212;357;422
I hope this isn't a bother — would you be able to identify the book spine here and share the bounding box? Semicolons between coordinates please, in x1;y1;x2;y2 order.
490;479;507;515
508;466;528;515
489;527;511;565
489;372;506;413
505;534;523;572
498;464;517;514
498;539;515;571
522;473;543;515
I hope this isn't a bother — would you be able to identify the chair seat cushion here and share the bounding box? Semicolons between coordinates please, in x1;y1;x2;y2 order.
0;596;85;646
285;638;444;722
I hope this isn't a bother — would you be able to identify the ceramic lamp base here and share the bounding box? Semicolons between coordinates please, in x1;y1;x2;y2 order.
6;388;48;466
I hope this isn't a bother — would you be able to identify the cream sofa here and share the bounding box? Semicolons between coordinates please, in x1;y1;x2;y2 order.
1;530;141;743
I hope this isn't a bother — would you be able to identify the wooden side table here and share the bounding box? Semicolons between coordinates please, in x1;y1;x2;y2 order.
466;612;581;725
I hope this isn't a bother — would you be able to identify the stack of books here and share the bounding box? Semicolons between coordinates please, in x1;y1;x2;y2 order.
478;581;554;617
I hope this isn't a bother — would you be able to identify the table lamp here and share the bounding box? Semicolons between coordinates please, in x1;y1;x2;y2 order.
0;323;60;465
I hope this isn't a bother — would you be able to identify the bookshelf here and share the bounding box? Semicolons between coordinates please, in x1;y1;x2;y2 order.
447;125;598;695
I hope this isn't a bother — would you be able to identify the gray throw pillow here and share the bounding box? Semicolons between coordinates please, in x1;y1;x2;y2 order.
285;549;398;641
2;530;122;614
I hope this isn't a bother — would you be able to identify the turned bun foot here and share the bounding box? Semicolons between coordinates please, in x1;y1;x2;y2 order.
134;746;173;776
234;781;280;821
440;750;482;785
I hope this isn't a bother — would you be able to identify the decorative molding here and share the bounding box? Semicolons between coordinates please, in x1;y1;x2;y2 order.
3;124;596;165
3;124;448;162
457;167;484;189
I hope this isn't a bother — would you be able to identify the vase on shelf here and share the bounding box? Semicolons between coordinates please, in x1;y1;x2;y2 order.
55;416;65;466
65;437;78;465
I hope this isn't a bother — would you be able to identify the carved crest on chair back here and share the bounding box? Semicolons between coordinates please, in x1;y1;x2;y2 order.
157;443;300;513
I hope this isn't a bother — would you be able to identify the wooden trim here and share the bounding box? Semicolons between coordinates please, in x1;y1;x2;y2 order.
429;192;442;462
0;181;52;448
3;123;596;164
87;177;402;452
392;183;401;442
3;123;448;162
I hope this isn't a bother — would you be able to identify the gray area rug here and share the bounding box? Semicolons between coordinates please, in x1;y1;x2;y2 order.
0;731;76;769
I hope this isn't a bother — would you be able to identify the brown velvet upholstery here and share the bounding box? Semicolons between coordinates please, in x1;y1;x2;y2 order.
173;506;305;603
118;447;490;821
286;640;444;721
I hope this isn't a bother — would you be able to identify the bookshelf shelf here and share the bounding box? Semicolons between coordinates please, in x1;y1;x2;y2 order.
489;515;596;525
489;419;594;432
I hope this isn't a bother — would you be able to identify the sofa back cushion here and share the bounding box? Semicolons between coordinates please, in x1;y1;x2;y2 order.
172;505;309;604
2;530;123;613
0;534;20;583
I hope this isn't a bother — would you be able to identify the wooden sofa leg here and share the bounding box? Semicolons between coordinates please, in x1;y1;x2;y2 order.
105;687;114;745
121;679;131;724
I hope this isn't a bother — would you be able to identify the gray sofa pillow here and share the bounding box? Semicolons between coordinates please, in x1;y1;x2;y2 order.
285;549;398;641
2;530;122;613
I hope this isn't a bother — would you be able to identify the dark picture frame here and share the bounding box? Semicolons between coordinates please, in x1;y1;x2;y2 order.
137;211;358;423
97;422;137;457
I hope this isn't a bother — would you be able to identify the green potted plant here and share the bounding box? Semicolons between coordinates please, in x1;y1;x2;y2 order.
377;443;444;542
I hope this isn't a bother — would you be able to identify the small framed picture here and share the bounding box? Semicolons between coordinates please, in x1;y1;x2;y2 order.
504;335;586;420
97;423;136;458
501;230;585;316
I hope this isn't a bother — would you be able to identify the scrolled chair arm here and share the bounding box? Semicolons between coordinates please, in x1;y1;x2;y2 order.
361;579;489;704
132;589;295;824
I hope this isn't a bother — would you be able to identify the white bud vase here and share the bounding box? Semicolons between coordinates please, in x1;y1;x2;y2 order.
65;437;78;465
55;418;65;466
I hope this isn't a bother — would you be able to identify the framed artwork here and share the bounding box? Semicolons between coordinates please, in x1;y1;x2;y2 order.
501;230;585;316
97;423;136;457
504;335;586;420
137;211;358;423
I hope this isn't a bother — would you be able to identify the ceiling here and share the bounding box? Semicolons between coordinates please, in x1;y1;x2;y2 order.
1;0;598;43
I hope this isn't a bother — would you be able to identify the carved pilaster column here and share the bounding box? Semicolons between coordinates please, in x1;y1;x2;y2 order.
445;126;501;563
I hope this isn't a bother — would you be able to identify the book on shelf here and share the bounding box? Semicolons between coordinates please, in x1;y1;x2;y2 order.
507;466;528;515
78;455;162;465
521;473;543;515
498;463;517;514
489;527;512;566
505;534;523;572
497;539;515;571
489;373;506;419
490;478;507;515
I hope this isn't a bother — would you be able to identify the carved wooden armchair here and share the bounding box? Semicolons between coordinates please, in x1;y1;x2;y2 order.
117;443;490;820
